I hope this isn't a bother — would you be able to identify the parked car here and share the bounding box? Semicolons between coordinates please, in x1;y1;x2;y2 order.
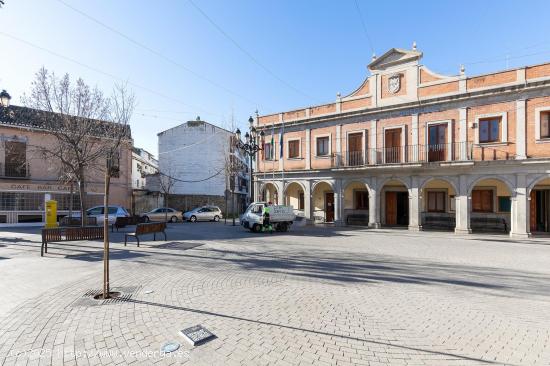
141;207;182;223
73;205;130;225
183;206;223;222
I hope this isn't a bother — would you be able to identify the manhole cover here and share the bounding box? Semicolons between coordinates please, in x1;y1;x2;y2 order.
161;342;180;353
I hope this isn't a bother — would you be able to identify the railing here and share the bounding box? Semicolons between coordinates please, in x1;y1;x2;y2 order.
335;142;473;167
0;162;31;178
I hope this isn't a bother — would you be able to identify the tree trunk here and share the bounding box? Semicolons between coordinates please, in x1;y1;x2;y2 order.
69;182;74;219
78;179;87;227
232;190;236;226
103;171;111;299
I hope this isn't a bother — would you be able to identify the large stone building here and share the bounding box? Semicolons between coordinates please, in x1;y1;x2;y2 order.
157;118;249;213
254;45;550;237
0;96;133;225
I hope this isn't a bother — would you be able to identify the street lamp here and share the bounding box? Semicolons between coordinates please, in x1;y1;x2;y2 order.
235;115;264;203
0;90;11;107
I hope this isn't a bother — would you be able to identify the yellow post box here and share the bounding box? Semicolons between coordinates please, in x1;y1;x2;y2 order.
45;200;58;228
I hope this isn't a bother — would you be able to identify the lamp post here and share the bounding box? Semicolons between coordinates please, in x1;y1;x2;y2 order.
235;115;264;204
0;90;11;107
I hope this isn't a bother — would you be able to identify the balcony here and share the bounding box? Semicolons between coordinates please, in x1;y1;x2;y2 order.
0;162;31;179
332;142;513;168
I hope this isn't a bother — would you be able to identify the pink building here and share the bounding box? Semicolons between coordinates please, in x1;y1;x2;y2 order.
0;101;133;225
254;45;550;237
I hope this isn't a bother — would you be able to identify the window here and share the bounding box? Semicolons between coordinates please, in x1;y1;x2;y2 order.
4;141;27;177
264;143;273;160
427;191;446;212
541;112;550;139
316;136;329;156
288;140;300;159
472;189;493;212
355;191;369;210
479;117;500;143
88;207;103;215
498;196;511;212
299;192;305;210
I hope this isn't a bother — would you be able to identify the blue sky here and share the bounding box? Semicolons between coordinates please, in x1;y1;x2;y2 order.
1;0;550;156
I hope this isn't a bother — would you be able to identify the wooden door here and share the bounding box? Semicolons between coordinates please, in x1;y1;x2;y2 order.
385;191;397;225
348;133;363;166
530;190;537;232
325;192;334;222
428;124;447;162
385;129;401;163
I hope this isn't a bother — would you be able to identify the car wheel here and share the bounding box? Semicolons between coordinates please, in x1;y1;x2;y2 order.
252;224;261;233
213;215;220;222
170;216;177;223
144;216;150;223
190;215;197;223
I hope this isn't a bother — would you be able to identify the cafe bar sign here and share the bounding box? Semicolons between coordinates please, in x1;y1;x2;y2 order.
0;182;102;193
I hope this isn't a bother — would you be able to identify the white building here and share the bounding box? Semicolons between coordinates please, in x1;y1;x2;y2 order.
157;118;249;213
132;147;158;189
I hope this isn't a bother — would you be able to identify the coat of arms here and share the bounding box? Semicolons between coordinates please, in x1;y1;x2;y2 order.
388;74;401;94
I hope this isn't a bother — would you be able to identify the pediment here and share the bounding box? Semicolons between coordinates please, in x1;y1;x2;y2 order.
368;48;422;71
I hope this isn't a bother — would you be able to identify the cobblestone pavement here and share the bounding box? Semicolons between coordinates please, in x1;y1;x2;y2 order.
1;223;550;365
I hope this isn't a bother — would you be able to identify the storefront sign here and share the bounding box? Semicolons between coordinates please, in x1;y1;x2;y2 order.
0;182;103;194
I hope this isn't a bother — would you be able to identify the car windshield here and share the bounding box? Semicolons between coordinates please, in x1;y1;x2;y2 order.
108;207;118;214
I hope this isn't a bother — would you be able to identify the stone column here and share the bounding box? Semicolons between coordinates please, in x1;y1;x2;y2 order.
303;180;312;224
408;177;422;231
510;174;530;238
370;120;377;164
516;100;527;160
368;178;381;228
459;107;468;160
336;125;342;167
333;179;343;226
305;128;311;170
454;175;471;234
411;114;419;162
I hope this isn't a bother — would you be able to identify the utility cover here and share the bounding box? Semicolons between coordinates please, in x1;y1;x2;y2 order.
179;325;216;346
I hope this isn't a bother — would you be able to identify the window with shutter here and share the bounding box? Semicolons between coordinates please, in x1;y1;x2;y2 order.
472;189;493;212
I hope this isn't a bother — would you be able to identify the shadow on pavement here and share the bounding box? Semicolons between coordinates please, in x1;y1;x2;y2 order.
127;298;501;365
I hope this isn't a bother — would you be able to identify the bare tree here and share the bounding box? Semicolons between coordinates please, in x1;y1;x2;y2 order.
22;67;135;299
21;67;128;226
159;169;176;221
101;83;135;299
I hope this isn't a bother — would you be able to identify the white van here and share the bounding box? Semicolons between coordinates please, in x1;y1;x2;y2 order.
241;202;296;232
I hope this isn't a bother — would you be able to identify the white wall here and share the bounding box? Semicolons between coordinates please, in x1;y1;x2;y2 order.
158;121;230;196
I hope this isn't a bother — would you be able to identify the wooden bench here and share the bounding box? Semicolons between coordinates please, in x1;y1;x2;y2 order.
346;214;369;226
471;216;508;233
111;215;146;232
41;226;103;256
124;222;167;247
422;213;455;230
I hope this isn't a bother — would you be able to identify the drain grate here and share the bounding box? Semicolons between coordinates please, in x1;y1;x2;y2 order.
69;286;140;308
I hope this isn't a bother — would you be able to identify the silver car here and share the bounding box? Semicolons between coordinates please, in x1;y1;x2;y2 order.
141;207;182;223
73;205;130;225
183;206;223;222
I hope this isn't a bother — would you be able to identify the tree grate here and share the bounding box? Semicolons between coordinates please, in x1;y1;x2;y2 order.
69;286;140;307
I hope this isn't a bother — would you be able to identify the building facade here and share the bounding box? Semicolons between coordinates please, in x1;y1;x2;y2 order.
132;147;158;189
254;46;550;237
157;118;249;213
0;103;133;225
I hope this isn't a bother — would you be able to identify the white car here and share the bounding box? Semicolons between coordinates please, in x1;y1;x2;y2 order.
73;205;130;225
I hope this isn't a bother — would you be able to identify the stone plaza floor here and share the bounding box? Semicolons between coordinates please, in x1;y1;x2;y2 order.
0;223;549;365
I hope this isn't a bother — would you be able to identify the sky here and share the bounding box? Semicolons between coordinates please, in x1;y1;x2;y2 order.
1;0;550;157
